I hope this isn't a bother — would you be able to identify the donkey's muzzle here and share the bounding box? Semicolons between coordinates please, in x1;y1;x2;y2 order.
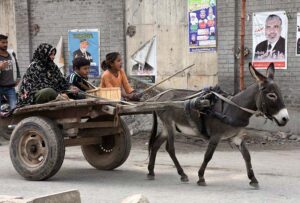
273;108;289;126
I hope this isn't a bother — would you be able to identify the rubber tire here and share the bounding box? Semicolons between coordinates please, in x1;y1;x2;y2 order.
9;116;65;181
0;126;11;140
81;116;131;170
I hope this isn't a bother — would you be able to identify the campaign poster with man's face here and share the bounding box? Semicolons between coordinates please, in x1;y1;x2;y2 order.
68;29;100;77
252;11;288;69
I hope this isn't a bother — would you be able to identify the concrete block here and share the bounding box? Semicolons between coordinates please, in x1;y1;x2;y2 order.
121;194;150;203
27;190;81;203
0;190;81;203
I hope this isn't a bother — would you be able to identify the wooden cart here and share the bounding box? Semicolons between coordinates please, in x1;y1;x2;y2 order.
0;98;184;180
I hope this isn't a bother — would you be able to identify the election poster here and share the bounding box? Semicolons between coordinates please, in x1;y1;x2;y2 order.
252;11;287;69
68;29;100;77
188;0;217;53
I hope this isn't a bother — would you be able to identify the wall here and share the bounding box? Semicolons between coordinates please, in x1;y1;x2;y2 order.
125;0;218;90
218;0;300;108
0;0;17;52
14;0;125;76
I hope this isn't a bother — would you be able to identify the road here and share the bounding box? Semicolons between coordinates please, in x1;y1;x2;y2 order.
0;142;300;203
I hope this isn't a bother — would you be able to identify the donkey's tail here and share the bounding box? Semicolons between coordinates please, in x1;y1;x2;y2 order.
148;111;158;156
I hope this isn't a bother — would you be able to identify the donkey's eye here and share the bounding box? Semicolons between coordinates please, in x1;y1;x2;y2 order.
266;93;277;101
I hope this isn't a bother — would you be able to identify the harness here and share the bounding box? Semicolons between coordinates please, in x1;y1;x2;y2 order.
211;84;271;122
183;85;271;128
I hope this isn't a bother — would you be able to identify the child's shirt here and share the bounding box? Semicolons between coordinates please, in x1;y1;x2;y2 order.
100;68;134;94
67;72;93;91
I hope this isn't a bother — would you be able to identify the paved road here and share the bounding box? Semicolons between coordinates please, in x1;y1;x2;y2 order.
0;143;300;203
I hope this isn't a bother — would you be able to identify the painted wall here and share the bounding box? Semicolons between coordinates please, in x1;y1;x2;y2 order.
125;0;218;90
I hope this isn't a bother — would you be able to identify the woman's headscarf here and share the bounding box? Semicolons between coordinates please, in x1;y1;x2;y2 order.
17;43;69;106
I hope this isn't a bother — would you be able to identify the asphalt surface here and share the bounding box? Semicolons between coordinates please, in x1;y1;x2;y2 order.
0;142;300;203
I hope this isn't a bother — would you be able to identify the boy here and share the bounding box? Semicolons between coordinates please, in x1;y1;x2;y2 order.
68;57;94;92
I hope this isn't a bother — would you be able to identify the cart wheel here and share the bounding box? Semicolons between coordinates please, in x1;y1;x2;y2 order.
0;126;12;140
9;116;65;181
81;116;131;170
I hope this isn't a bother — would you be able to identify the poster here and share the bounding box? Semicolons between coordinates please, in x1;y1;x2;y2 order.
129;36;157;83
68;29;100;77
54;36;65;75
252;11;287;69
296;13;300;56
188;0;217;53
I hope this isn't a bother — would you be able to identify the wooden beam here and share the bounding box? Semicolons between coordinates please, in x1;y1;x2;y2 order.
117;101;185;114
64;137;102;147
63;121;116;129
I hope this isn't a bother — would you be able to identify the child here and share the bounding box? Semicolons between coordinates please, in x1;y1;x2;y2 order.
100;52;141;101
68;57;94;92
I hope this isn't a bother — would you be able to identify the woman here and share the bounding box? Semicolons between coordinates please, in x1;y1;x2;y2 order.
18;43;78;106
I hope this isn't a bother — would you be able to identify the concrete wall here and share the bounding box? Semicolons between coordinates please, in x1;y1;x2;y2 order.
0;0;17;52
125;0;218;90
218;0;300;108
14;0;125;76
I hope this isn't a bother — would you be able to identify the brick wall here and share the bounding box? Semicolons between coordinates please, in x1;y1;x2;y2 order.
14;0;125;77
218;0;300;107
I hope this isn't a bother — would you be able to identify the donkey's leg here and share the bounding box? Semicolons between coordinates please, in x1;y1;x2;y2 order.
237;140;259;188
197;137;220;186
165;135;189;182
147;132;167;180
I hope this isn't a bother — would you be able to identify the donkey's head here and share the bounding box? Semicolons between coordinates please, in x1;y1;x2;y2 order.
249;63;289;126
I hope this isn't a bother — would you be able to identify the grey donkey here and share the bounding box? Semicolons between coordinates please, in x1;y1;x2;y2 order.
147;63;289;188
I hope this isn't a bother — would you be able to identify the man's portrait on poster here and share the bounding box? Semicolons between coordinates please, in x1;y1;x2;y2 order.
254;14;285;60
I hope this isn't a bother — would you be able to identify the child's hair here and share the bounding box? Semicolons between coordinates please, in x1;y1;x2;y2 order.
73;57;91;70
101;52;120;71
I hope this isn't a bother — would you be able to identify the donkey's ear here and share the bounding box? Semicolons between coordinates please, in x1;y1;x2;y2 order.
249;62;266;82
266;63;275;80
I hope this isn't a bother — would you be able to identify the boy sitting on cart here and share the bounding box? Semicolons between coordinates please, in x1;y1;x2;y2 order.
67;57;95;99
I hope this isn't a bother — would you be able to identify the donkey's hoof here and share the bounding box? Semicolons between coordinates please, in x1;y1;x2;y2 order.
197;178;206;186
249;181;259;189
147;174;155;180
181;175;189;182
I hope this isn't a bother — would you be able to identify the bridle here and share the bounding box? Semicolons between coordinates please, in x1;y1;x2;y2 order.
255;84;274;120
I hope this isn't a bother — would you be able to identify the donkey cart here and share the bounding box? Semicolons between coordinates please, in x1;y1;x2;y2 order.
0;98;184;181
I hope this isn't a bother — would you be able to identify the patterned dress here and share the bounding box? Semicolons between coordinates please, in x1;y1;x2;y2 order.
17;43;69;106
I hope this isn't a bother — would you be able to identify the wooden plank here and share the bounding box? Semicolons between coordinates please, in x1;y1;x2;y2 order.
13;99;119;115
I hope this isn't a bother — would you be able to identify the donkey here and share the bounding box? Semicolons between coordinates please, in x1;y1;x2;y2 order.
147;63;289;187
